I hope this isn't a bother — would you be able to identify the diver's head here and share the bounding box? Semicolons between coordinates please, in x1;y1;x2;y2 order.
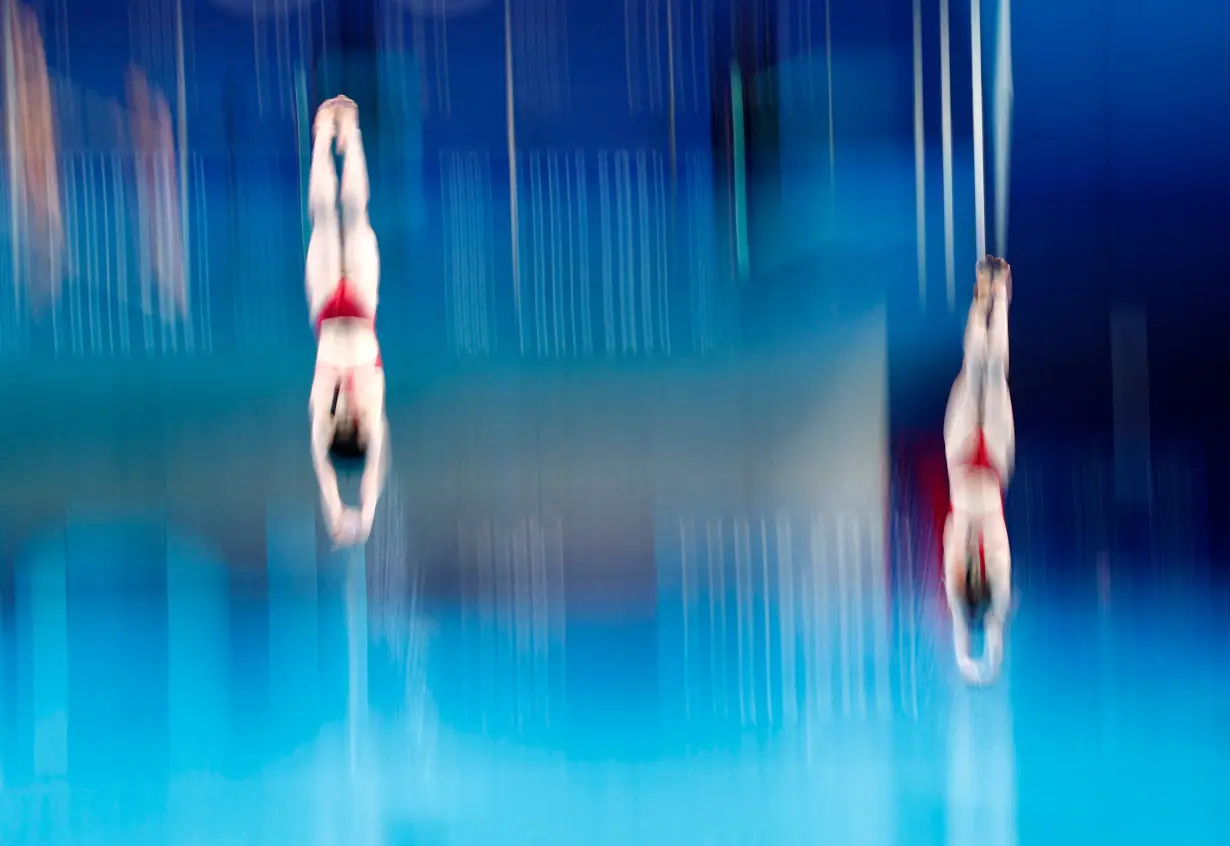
964;542;991;620
327;385;368;464
328;413;367;463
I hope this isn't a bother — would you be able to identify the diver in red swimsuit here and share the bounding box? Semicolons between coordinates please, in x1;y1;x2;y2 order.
306;96;388;547
943;255;1014;685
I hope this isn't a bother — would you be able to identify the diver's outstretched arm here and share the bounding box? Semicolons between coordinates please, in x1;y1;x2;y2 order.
943;513;980;684
979;520;1012;683
357;417;388;539
311;412;345;539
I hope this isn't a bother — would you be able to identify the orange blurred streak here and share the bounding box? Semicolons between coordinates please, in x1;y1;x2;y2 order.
6;1;64;313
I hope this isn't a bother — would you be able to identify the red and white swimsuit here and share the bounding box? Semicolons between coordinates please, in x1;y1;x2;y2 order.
961;428;1002;487
315;276;376;336
953;427;1004;583
315;277;382;409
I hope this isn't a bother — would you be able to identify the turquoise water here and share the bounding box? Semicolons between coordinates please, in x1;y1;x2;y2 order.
0;363;1224;845
1;553;1223;844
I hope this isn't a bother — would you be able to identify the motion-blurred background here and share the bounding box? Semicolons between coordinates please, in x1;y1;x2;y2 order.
0;0;1227;843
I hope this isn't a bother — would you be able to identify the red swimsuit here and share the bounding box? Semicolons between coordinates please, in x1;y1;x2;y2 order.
956;428;1002;583
315;277;375;335
963;428;1001;484
315;278;382;408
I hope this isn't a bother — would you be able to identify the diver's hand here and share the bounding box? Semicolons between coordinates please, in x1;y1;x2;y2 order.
957;654;983;686
324;500;358;549
322;498;344;538
332;507;368;548
358;503;376;542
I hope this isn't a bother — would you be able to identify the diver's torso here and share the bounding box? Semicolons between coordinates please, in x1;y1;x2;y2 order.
316;319;380;370
311;321;384;424
949;467;1004;518
947;425;1010;517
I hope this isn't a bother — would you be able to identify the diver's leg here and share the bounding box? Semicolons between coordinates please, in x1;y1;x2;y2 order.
944;293;989;470
306;103;341;321
335;98;380;316
980;277;1015;480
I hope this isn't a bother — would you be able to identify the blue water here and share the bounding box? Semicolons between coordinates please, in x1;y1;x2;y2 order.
1;366;1226;845
2;557;1224;845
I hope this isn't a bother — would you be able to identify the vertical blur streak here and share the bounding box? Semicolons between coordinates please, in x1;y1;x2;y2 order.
345;550;369;776
296;64;309;254
757;519;772;719
115;148;130;354
505;0;524;354
678;519;693;720
5;1;65;321
730;62;748;281
175;0;192;349
666;0;675;181
948;689;1019;846
20;537;69;784
252;14;263;117
128;67;188;353
824;0;835;205
993;0;1013;256
912;0;927;306
970;0;986;261
940;0;956;309
3;0;19;321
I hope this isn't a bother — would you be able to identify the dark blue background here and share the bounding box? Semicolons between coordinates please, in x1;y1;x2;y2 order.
0;2;1226;839
0;0;1222;622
